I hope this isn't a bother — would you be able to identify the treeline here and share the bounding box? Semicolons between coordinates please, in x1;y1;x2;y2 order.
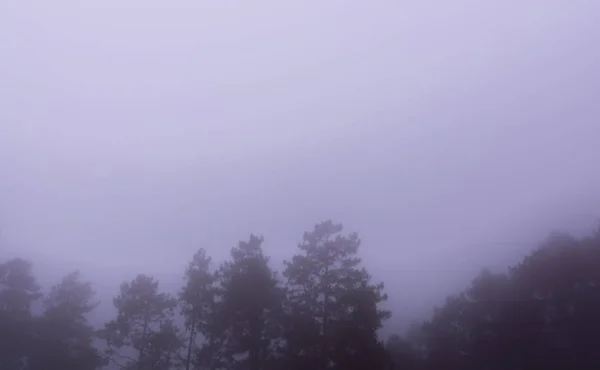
0;220;389;370
2;220;600;370
387;230;600;370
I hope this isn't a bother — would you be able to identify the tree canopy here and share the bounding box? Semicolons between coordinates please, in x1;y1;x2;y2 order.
3;220;600;369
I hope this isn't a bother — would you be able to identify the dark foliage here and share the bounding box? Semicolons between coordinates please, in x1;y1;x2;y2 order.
0;262;105;370
388;230;600;370
3;220;600;369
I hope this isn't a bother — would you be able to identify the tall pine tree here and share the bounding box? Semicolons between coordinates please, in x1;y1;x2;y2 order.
179;249;216;370
102;274;182;370
205;234;283;370
29;271;107;370
283;221;390;370
0;258;42;370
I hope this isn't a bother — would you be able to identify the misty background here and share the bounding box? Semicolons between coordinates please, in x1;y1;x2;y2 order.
2;1;600;333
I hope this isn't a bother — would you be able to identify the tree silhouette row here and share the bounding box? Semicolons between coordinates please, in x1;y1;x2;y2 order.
1;220;388;370
3;221;600;369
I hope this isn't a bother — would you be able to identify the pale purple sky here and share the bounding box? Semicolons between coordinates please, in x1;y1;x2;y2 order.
2;1;600;330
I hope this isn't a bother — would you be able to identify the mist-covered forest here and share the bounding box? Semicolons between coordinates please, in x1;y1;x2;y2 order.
4;0;600;369
2;219;600;370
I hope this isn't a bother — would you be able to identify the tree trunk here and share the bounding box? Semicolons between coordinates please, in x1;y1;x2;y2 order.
139;315;149;370
185;316;197;370
322;261;330;370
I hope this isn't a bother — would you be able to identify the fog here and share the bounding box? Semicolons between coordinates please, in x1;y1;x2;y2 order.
2;1;600;333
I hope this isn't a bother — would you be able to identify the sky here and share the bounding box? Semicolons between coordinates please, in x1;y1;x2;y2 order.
2;1;600;331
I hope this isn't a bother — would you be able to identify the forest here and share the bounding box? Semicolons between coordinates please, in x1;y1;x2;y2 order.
2;219;600;370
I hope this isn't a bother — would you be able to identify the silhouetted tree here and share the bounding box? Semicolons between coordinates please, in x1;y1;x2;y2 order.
102;274;182;370
283;221;390;370
202;234;283;370
28;271;107;370
179;249;216;370
394;229;600;370
0;258;41;370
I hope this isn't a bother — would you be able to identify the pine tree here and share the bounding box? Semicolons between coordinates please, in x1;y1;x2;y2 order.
283;221;390;370
0;258;42;370
205;234;283;370
29;271;107;370
102;274;182;370
179;249;216;370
